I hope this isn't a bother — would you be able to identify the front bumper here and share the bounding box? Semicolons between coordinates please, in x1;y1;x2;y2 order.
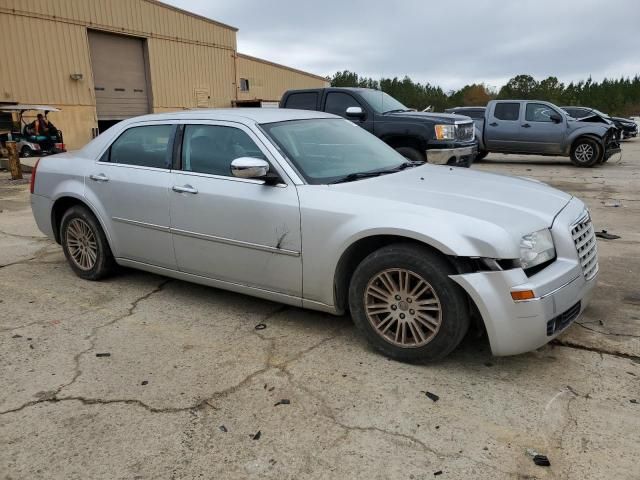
426;145;477;167
450;197;598;356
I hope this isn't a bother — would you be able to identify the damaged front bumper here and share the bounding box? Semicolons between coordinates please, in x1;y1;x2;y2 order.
450;197;598;356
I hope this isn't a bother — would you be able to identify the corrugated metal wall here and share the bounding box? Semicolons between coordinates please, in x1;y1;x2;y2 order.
0;12;94;105
237;54;329;102
0;0;237;49
148;38;236;109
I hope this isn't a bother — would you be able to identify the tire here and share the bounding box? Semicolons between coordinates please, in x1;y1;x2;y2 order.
348;243;470;362
60;205;115;280
570;137;601;167
21;146;33;158
395;147;425;163
475;150;488;161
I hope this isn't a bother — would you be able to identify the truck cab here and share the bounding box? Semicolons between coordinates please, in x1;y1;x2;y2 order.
281;87;478;167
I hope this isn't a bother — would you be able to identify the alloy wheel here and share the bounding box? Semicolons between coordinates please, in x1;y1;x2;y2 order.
364;268;442;348
65;218;98;271
575;143;594;163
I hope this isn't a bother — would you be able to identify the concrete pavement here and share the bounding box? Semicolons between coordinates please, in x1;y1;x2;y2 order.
1;142;638;479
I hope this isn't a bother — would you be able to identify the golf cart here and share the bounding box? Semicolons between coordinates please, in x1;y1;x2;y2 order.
0;105;66;158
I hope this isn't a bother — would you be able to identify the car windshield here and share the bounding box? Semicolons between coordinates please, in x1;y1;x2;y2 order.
261;118;410;184
357;90;409;113
592;109;609;117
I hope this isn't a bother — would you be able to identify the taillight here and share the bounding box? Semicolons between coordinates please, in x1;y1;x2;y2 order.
30;158;41;194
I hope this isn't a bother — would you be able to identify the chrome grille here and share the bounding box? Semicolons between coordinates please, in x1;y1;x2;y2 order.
455;122;474;141
571;212;598;280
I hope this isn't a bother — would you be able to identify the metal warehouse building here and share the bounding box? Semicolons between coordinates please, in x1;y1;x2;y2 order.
0;0;328;150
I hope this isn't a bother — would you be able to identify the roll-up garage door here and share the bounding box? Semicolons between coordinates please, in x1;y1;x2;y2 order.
88;31;150;120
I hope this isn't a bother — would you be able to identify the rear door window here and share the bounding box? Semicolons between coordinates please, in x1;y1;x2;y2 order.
493;103;520;121
107;125;174;169
284;92;318;110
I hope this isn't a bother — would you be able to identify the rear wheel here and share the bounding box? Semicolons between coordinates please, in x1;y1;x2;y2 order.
20;146;33;158
60;205;115;280
570;138;601;167
348;243;469;362
395;147;425;163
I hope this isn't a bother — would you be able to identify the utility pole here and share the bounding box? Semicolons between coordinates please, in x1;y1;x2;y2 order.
6;141;23;180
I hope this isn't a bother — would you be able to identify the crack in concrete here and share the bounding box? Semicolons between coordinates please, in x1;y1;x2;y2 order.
0;242;53;269
0;229;50;241
575;321;640;339
552;340;640;362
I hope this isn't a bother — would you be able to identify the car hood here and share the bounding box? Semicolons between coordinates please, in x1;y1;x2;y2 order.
384;111;472;124
329;164;572;234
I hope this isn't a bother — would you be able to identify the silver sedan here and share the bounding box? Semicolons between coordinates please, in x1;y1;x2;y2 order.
30;109;598;361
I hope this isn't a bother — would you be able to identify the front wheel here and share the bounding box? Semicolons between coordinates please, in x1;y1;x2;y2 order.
348;244;470;362
395;147;425;163
60;205;115;280
475;150;489;161
570;138;601;167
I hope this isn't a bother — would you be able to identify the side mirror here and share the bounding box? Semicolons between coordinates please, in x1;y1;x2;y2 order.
345;106;365;119
230;157;269;179
549;113;563;123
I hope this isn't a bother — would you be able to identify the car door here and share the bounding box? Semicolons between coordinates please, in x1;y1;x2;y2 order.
518;102;566;154
323;91;374;133
169;121;302;297
85;122;177;269
484;102;522;151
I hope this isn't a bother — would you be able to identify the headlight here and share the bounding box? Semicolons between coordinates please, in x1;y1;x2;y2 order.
434;124;456;140
520;228;555;270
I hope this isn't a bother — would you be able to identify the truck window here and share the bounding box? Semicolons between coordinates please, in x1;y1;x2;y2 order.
324;92;361;117
494;103;520;121
525;103;556;122
285;92;318;110
467;109;485;119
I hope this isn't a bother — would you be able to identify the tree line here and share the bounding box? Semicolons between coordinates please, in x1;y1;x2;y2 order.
329;71;640;116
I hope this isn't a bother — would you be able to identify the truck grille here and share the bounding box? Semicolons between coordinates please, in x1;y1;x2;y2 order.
571;212;598;280
455;122;474;141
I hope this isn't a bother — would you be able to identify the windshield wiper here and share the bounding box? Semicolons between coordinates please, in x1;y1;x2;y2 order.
328;162;420;184
383;109;410;114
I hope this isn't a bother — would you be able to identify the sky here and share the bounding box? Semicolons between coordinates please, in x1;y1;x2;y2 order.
163;0;640;92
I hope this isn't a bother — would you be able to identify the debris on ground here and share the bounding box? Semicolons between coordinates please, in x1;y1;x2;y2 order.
141;380;149;386
251;430;261;440
254;323;267;330
595;230;621;240
12;334;22;339
533;455;551;467
219;425;228;433
525;448;538;457
630;399;638;404
95;352;111;357
274;399;291;406
421;391;440;402
434;470;443;476
603;200;622;207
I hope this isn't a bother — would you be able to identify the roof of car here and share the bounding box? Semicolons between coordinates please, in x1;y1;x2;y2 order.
123;108;337;125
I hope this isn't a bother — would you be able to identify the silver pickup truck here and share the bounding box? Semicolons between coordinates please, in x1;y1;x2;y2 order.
447;100;620;167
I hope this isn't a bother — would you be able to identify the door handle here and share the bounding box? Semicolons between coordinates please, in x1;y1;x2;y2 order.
89;173;109;182
489;122;498;127
172;185;198;194
522;123;531;128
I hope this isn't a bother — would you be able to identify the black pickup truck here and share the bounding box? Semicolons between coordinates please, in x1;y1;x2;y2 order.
280;87;478;167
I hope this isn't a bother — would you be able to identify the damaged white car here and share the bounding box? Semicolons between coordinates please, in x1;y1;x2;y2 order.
30;109;598;361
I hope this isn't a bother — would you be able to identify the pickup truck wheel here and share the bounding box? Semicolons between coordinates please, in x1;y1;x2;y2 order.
348;243;469;362
570;138;601;167
60;205;115;280
475;150;488;161
20;146;33;158
395;147;425;163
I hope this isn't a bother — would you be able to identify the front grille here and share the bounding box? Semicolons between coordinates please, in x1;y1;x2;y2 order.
455;122;474;141
546;301;581;336
571;212;598;280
